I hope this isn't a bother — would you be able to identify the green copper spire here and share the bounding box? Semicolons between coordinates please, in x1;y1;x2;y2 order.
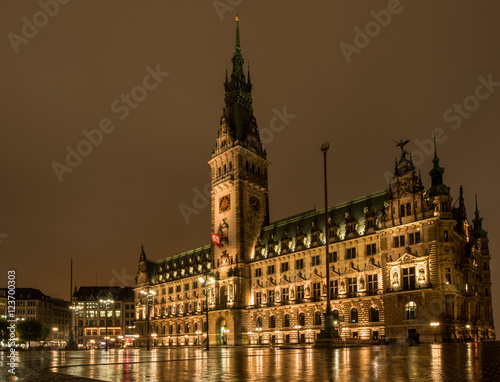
222;16;261;150
427;135;449;197
473;193;488;238
235;15;241;51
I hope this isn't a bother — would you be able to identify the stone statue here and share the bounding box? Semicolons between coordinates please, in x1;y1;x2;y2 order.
394;139;410;159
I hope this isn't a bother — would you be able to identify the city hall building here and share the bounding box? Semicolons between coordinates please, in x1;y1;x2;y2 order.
134;20;495;347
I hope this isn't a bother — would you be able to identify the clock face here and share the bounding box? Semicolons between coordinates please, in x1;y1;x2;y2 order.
249;196;260;212
219;195;231;213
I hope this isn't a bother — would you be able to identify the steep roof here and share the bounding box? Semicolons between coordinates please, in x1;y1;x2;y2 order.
257;190;388;257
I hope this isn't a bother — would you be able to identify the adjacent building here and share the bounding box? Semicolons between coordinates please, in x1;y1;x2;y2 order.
0;289;7;320
72;286;136;348
0;288;72;346
134;20;495;347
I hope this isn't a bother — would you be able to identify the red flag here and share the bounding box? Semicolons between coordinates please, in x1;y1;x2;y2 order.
211;233;221;247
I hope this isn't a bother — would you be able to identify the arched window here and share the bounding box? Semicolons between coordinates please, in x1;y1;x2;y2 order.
185;323;189;333
169;324;173;334
178;323;182;333
406;301;417;320
332;309;339;321
257;316;263;328
350;308;358;323
314;311;322;326
284;314;290;327
369;306;379;322
270;315;276;328
299;312;305;326
194;322;198;332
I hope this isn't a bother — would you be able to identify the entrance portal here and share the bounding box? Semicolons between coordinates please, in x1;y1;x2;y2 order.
216;318;227;346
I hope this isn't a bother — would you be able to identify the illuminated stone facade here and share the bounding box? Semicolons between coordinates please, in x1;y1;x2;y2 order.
134;21;495;346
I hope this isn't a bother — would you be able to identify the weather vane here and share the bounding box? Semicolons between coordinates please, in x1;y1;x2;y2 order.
394;139;410;159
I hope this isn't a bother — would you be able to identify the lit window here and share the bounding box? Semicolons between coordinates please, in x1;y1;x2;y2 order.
405;301;417;319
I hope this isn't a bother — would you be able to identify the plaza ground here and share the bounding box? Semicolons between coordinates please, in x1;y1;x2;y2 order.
2;341;500;381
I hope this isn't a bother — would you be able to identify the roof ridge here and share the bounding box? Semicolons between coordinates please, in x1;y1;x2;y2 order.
151;244;211;264
267;189;388;228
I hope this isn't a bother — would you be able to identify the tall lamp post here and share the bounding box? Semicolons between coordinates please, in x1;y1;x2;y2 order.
320;142;336;339
430;322;440;343
140;287;155;351
199;276;214;350
69;304;81;349
99;299;114;351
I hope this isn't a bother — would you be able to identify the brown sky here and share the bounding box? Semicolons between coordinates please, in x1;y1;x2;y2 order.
1;1;499;327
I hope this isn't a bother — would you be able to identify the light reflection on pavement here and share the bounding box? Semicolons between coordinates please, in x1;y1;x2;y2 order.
2;342;500;382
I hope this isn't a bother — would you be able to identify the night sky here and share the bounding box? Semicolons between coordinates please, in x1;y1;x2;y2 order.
1;1;499;327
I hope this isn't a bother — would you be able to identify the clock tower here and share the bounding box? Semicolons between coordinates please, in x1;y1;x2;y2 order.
208;18;269;324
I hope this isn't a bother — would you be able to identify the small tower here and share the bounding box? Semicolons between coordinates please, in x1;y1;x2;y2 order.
385;140;425;227
426;137;452;218
136;246;150;286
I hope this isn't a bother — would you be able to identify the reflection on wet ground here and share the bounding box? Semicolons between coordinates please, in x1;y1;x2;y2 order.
3;342;500;382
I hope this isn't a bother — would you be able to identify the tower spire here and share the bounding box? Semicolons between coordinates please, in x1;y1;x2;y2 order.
473;193;488;238
235;15;240;51
427;135;449;196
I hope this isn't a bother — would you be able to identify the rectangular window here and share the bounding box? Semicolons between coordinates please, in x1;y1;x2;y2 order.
409;232;421;245
282;288;289;301
366;243;376;256
402;267;416;290
394;235;405;248
192;281;198;289
184;283;190;291
168;287;173;294
255;268;262;277
346;248;356;259
445;268;452;284
368;274;378;291
268;265;275;275
444;230;449;242
312;255;320;266
296;285;304;300
281;262;289;272
312;282;321;298
329;280;338;297
176;285;181;293
348;277;357;294
255;292;262;305
268;290;275;303
329;251;338;262
296;259;304;270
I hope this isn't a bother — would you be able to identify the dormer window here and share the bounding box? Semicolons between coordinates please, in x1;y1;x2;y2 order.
310;222;321;247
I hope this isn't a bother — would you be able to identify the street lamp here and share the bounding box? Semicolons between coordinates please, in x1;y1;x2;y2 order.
195;330;201;346
199;276;214;350
256;327;262;345
99;299;114;352
430;322;440;343
69;304;82;349
140;287;155;351
295;325;301;344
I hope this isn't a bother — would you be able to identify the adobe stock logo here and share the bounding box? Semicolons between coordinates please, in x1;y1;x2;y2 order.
7;0;72;54
339;0;407;64
443;74;500;130
51;65;169;183
0;233;8;243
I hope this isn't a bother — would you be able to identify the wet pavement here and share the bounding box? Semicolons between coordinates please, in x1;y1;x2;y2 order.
2;342;500;382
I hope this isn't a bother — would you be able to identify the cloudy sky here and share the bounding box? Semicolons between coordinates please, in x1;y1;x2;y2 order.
1;1;499;325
